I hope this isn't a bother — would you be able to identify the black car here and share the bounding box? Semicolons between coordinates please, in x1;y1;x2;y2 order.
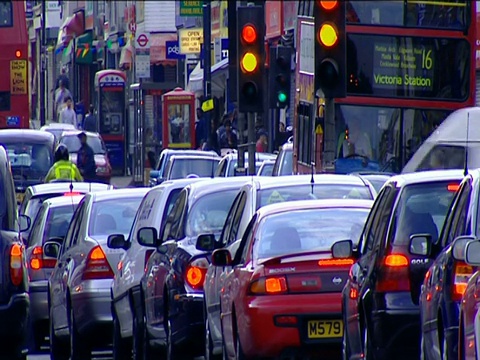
0;129;55;199
0;145;31;359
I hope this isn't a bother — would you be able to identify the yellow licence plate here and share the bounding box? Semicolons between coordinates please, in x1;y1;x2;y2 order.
16;192;24;204
307;320;343;339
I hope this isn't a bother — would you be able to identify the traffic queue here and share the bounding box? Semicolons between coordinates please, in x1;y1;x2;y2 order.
2;107;480;360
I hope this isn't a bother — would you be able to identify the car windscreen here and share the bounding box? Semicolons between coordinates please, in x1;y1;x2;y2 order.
186;189;238;237
391;181;458;245
59;134;105;154
88;197;143;238
227;160;261;176
168;158;219;179
24;193;70;223
3;142;53;175
416;145;465;171
279;149;293;175
255;208;370;259
259;163;274;176
42;204;78;243
257;184;372;208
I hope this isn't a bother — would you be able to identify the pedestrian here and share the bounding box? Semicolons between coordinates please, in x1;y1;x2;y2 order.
55;67;70;90
256;132;268;153
216;114;238;145
59;97;77;127
55;80;72;120
219;120;238;149
44;144;83;183
76;132;96;182
195;107;207;149
204;118;220;155
83;105;98;132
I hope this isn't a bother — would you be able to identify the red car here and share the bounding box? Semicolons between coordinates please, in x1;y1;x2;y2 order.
213;199;373;359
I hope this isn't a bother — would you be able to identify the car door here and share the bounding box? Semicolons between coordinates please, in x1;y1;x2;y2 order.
50;200;84;332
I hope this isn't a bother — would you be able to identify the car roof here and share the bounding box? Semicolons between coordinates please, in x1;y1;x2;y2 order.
43;194;85;207
90;187;149;202
186;176;255;199
28;182;114;196
162;149;218;156
41;123;76;130
282;142;293;150
169;154;220;161
221;152;277;160
257;198;374;219
386;169;466;188
60;130;100;137
0;129;55;142
248;174;371;191
150;177;206;192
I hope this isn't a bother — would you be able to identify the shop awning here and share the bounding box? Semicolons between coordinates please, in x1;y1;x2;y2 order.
55;12;85;51
150;33;177;65
187;58;229;96
119;39;134;70
75;31;93;64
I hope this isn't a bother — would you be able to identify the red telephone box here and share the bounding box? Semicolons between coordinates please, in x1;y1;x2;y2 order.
162;88;196;149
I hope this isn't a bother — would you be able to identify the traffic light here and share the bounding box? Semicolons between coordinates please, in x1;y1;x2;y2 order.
269;46;292;109
314;0;346;98
237;6;265;113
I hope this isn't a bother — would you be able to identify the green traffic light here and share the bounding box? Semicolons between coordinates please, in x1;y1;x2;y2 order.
278;92;287;103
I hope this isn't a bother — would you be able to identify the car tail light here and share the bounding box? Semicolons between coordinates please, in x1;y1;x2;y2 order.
82;246;114;280
249;276;288;295
29;246;57;270
318;258;354;267
452;261;474;302
375;254;410;292
64;192;82;196
10;243;24;286
447;183;460;192
144;249;155;272
185;258;209;290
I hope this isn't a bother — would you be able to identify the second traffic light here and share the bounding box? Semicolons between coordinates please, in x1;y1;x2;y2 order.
314;0;346;98
269;46;292;109
237;6;265;113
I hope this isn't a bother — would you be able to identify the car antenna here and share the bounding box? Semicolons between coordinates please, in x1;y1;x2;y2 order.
464;112;470;177
310;162;315;195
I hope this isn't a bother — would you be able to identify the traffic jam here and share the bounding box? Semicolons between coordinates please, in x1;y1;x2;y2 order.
0;108;477;360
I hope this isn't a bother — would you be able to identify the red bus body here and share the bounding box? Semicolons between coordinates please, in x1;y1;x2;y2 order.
0;1;29;129
294;1;476;175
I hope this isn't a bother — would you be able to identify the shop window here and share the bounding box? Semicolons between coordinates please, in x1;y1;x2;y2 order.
297;103;313;165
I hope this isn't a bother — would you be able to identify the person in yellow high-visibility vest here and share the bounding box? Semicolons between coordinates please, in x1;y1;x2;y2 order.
44;144;83;183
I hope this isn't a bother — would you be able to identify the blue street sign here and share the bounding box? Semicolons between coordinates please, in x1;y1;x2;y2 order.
221;38;229;60
166;41;186;60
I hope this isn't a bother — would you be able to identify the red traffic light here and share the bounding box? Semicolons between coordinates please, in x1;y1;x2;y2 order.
241;24;257;44
319;0;338;10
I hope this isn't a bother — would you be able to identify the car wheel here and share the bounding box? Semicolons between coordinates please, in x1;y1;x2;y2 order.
113;313;132;360
49;308;69;360
363;323;373;360
205;318;221;360
69;308;91;360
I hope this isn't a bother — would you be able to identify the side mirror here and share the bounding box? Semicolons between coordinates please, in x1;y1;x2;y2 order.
137;227;160;247
452;235;476;261
196;234;216;252
150;170;160;179
465;240;480;266
331;240;353;258
211;249;232;267
18;215;31;233
43;241;60;258
409;234;432;256
107;234;128;250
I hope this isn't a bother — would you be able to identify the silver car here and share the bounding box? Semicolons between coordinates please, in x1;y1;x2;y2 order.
26;194;84;352
48;188;149;360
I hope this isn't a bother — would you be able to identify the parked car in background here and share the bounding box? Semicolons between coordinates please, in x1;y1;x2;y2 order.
58;130;112;184
40;123;76;143
214;152;276;177
48;188;148;360
350;172;395;193
138;177;251;358
163;154;220;180
19;182;114;241
335;170;465;360
0;129;55;200
149;149;219;186
215;199;373;359
272;141;293;176
204;174;377;358
257;159;276;176
26;194;84;353
109;177;205;359
0;145;31;359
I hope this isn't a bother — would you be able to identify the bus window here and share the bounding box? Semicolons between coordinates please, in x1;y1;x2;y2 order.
0;1;12;27
0;92;10;111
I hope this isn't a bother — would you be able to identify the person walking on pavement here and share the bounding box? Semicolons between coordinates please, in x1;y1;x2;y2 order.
219;120;238;150
83;105;98;132
76;132;97;182
55;80;72;120
59;97;77;127
195;107;207;149
44;144;83;183
55;67;70;90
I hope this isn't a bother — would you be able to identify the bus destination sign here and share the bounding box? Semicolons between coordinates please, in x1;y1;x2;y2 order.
373;41;434;91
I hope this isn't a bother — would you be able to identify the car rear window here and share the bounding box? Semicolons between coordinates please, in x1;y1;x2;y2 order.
257;184;372;208
255;208;370;259
391;181;459;245
25;194;66;220
169;158;219;179
279;149;293;176
43;204;78;243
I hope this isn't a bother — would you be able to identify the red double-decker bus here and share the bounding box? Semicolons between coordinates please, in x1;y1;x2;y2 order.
0;1;29;129
294;0;476;175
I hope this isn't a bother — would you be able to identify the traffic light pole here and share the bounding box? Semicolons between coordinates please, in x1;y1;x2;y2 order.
247;112;256;175
40;0;46;126
203;1;212;138
324;97;336;169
